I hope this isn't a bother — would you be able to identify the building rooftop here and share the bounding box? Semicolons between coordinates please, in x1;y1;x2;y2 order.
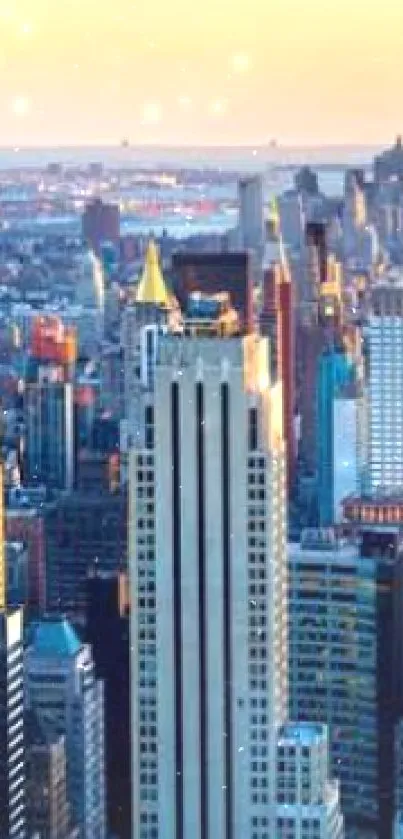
31;616;81;658
293;528;357;556
278;722;327;746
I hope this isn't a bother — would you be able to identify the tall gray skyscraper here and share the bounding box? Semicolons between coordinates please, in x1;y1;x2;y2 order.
129;334;288;839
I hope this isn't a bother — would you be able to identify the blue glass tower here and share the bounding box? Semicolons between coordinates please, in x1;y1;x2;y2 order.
316;346;355;525
26;617;106;839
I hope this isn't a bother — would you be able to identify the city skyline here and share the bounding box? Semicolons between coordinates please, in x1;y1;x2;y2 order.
1;0;403;146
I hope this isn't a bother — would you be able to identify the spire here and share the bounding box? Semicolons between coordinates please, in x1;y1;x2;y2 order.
136;240;170;306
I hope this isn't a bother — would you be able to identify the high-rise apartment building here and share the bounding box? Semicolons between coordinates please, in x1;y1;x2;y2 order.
26;616;106;839
275;723;344;839
129;334;288;839
367;279;403;494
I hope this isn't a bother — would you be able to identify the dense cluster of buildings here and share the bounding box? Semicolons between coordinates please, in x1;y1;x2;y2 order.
3;139;403;838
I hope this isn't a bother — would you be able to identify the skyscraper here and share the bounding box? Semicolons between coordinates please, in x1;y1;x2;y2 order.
24;374;74;491
238;175;264;255
260;249;296;489
86;570;131;839
82;198;120;255
277;192;305;251
129;333;288;839
289;526;403;839
367;278;403;494
306;221;328;289
0;460;25;838
275;723;344;839
316;346;355;525
332;386;362;522
26;617;106;839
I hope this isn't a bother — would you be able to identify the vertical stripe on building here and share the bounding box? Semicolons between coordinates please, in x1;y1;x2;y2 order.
196;382;208;839
171;381;183;839
221;382;232;839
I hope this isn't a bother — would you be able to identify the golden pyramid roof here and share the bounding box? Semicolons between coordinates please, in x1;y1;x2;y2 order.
136;240;170;306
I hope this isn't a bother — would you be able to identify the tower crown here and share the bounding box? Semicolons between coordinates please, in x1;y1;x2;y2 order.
136;240;170;306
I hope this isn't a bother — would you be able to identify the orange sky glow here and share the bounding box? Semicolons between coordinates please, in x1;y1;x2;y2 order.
1;0;403;146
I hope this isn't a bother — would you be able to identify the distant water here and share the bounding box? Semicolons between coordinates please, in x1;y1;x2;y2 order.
0;144;379;238
0;144;380;172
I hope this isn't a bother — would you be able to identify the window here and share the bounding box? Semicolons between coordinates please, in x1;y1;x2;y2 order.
249;408;258;450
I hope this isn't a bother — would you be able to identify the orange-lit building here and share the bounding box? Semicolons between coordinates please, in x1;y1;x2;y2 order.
31;316;77;369
343;495;403;526
261;262;296;489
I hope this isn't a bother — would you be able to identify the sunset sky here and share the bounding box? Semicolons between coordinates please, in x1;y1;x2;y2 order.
1;0;403;146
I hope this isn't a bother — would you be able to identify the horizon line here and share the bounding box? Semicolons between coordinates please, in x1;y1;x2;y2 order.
0;141;389;151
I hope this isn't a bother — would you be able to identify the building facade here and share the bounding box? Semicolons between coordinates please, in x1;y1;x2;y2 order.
275;723;344;839
129;334;288;839
316;347;355;525
26;710;78;839
394;720;403;839
238;175;264;255
44;488;127;621
260;253;296;490
0;461;25;839
25;617;106;839
332;392;361;522
0;608;25;839
289;527;403;839
82;198;120;254
367;280;403;494
85;570;131;839
24;377;74;491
